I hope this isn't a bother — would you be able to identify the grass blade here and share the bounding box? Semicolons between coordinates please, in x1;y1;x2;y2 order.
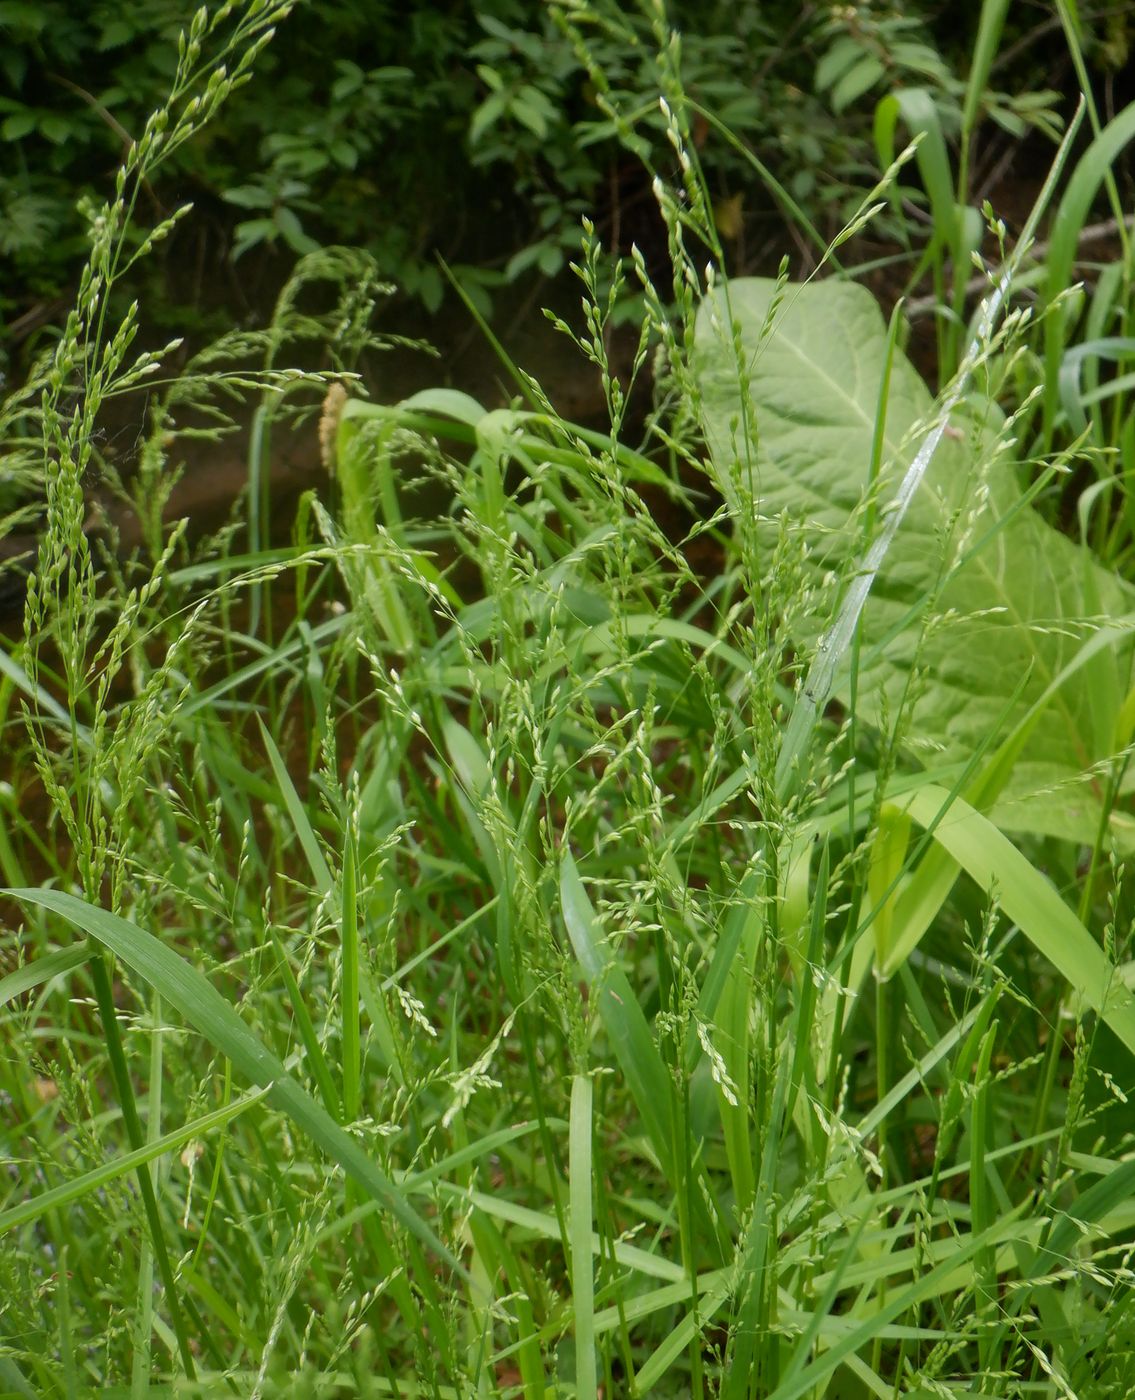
1042;100;1135;443
256;715;333;895
4;888;466;1277
0;1086;269;1234
0;944;92;1009
898;785;1135;1055
560;852;675;1181
570;1073;597;1400
340;825;361;1123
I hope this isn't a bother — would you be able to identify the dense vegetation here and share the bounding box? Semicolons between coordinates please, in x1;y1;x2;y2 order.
3;1;1135;1396
4;0;1119;339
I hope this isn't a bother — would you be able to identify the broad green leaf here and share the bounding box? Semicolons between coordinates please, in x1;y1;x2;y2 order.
399;387;487;426
694;277;1133;843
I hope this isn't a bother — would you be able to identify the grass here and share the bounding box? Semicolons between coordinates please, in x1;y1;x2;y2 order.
3;0;1135;1395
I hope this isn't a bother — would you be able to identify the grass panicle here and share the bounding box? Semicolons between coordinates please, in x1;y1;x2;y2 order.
3;0;1135;1394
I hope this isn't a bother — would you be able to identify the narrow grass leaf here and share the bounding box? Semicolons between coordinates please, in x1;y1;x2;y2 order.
765;1210;1030;1400
711;866;765;1213
0;643;86;737
340;830;361;1122
560;852;676;1181
256;715;333;894
266;927;340;1118
0;944;92;1009
0;1355;36;1399
899;785;1135;1054
0;1086;270;1234
1058;337;1135;436
868;804;911;971
4;888;465;1276
633;1275;734;1393
961;0;1012;143
569;1074;597;1400
433;1181;685;1283
1043;101;1135;441
177;615;348;720
1028;1155;1135;1285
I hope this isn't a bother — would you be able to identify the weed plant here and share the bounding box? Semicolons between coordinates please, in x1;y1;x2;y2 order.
4;2;1135;1397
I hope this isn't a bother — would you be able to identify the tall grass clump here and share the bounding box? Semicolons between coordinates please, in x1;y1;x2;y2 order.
3;0;1135;1395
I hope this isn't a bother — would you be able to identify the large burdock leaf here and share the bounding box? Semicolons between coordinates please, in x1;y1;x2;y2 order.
694;277;1134;844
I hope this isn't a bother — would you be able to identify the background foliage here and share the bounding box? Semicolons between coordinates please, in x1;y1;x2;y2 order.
3;0;1123;347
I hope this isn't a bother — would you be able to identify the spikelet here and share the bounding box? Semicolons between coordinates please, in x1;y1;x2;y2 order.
319;381;349;473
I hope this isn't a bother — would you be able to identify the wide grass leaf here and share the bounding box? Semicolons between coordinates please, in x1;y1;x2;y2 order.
694;277;1132;844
